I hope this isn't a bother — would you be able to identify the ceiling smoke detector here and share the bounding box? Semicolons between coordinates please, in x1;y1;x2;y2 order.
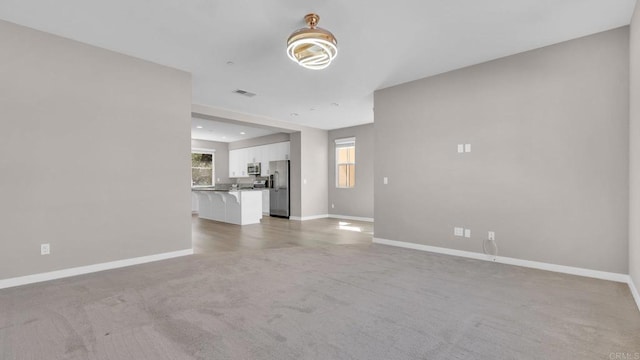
287;13;338;70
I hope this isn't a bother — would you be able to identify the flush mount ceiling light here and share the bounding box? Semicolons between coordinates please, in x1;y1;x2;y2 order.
287;13;338;70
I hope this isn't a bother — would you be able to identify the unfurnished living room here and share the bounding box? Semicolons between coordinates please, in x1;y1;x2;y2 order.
1;1;640;359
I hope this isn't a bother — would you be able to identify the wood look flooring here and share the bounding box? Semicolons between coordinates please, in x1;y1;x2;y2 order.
192;214;374;253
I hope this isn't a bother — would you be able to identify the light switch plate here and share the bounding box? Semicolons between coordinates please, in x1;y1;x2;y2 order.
383;177;388;185
464;144;471;153
454;227;464;237
457;144;464;153
464;229;471;238
488;231;495;241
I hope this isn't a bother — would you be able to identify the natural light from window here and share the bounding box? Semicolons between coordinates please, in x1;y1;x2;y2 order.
335;137;355;188
338;221;361;232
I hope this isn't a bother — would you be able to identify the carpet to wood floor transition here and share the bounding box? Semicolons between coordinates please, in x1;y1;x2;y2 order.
0;244;638;360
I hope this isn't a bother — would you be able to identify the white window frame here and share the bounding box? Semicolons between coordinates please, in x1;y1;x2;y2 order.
191;148;215;187
335;137;356;188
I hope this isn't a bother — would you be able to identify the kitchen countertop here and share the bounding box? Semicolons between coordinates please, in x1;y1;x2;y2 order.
192;187;267;192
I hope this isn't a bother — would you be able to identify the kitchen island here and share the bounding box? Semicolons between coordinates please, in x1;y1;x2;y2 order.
193;189;263;225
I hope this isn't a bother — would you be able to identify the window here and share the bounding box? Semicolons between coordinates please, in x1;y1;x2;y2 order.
335;137;355;188
191;151;214;186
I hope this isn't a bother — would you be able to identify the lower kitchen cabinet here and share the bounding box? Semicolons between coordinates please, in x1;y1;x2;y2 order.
262;190;269;214
192;192;199;212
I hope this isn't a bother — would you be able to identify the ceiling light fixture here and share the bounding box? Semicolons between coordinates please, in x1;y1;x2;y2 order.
287;13;337;70
240;132;246;135
196;126;203;129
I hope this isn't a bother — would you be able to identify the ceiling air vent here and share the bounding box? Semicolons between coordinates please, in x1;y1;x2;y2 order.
232;89;256;97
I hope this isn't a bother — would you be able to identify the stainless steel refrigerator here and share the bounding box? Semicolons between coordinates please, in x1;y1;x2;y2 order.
269;160;290;218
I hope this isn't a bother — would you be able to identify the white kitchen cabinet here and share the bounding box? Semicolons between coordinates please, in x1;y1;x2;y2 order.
265;145;276;166
262;190;269;214
229;141;290;178
260;144;270;176
192;192;199;213
239;149;248;176
229;150;239;177
246;147;257;164
195;190;263;225
261;142;289;176
250;145;269;165
229;148;249;178
273;141;290;161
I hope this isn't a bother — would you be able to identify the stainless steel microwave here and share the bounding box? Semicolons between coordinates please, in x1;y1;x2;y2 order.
247;162;261;175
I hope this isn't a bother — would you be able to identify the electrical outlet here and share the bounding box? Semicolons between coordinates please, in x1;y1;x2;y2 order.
454;227;464;237
488;231;495;241
383;177;388;185
464;229;471;238
41;243;50;255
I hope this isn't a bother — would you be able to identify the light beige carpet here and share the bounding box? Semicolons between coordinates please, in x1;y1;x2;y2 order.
0;244;638;359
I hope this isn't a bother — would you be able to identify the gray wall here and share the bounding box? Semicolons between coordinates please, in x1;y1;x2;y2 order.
0;20;192;279
374;27;630;274
328;124;374;219
290;132;302;217
191;139;230;184
630;4;640;288
228;133;290;150
301;128;329;218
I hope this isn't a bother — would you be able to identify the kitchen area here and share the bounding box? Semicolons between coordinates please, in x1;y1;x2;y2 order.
191;117;291;225
189;112;374;254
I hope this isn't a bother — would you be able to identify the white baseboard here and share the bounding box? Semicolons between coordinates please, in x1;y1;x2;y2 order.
290;214;329;221
328;214;374;222
372;238;629;283
0;248;194;290
629;276;640;312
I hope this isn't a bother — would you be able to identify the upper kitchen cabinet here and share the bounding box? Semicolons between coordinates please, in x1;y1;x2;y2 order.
229;141;290;178
262;142;290;176
229;148;247;177
229;150;238;177
271;142;290;162
246;146;258;164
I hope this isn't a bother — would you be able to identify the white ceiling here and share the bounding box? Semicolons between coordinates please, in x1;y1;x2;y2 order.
0;1;636;130
192;117;278;143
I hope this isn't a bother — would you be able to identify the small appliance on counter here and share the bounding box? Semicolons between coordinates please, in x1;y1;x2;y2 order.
247;162;261;175
269;160;290;218
253;179;268;189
